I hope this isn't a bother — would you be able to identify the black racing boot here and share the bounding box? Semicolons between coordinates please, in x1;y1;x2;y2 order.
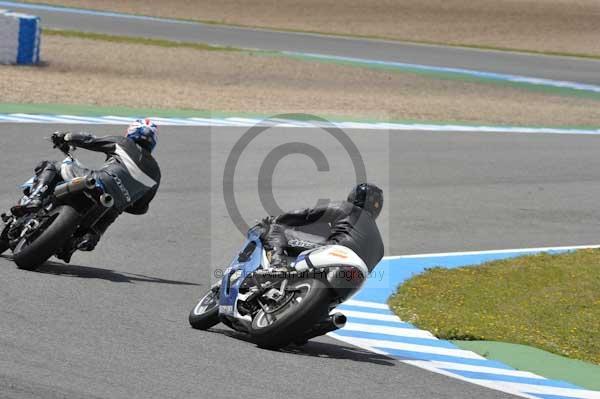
76;232;100;251
24;184;50;209
75;209;118;253
24;161;60;209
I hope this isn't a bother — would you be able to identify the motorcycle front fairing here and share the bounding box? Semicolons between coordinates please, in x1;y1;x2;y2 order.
218;227;264;325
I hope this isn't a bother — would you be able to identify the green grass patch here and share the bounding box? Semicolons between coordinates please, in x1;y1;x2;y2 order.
43;29;242;52
388;249;600;365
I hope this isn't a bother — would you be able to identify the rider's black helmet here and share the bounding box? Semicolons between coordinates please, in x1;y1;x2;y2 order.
347;183;384;219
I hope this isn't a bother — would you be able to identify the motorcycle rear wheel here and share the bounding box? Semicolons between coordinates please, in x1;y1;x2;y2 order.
189;287;220;330
13;205;80;271
249;278;331;349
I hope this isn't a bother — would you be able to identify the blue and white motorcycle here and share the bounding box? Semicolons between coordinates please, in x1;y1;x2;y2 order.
0;134;114;270
189;222;369;348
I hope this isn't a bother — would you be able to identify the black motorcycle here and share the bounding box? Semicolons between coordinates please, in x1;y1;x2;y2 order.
0;134;114;270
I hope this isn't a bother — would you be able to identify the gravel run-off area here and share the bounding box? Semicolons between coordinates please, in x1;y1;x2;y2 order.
1;35;599;126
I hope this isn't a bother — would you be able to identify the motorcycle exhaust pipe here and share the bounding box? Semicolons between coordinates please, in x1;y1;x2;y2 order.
331;312;347;329
314;312;347;333
99;193;114;208
54;176;96;199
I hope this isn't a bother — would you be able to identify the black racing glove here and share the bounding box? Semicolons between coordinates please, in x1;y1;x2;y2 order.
254;216;274;241
50;132;70;154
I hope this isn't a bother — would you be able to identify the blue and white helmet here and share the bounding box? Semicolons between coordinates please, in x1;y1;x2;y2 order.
126;118;158;152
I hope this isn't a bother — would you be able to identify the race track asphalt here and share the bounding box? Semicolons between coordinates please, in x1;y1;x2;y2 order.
2;124;600;398
3;1;600;85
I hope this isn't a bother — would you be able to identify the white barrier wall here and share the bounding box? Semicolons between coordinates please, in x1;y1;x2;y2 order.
0;9;40;65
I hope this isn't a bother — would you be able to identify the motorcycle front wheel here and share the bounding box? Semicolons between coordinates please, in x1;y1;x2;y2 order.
13;205;80;271
249;278;331;349
189;287;220;330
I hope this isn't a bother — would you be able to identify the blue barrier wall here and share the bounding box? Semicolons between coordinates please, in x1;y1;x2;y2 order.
0;9;40;65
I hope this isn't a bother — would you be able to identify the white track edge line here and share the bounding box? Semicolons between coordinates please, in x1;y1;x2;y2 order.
343;299;390;309
1;114;600;135
383;244;600;260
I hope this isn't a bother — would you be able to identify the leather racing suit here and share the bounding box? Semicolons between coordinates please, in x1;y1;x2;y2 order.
264;201;384;272
28;133;161;248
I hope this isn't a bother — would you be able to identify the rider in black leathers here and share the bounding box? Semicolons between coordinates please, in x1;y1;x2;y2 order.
264;183;384;272
22;119;161;254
